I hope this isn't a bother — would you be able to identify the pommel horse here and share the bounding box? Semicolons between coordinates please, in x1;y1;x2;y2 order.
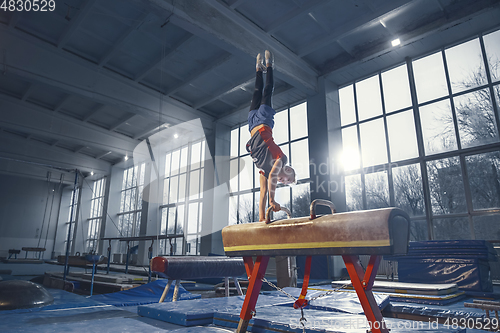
222;199;410;333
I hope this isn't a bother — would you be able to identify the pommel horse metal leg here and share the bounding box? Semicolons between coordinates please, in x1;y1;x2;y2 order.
343;255;388;333
236;256;269;333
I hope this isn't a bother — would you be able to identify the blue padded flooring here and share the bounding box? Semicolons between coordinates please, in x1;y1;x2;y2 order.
213;307;466;333
0;287;199;332
264;287;390;314
0;283;492;332
168;327;235;332
138;295;290;326
137;287;390;329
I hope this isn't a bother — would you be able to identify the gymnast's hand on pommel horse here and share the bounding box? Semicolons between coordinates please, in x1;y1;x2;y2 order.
222;199;411;333
246;50;296;222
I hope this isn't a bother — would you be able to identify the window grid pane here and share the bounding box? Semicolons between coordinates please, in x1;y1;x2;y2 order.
339;28;500;242
356;75;383;121
445;38;487;94
413;51;448;103
381;64;412;113
160;140;205;255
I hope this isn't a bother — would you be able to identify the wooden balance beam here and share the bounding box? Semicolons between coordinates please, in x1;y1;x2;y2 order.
222;199;410;333
150;256;246;301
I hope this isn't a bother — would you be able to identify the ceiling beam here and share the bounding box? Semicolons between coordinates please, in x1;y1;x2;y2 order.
8;12;20;29
229;0;247;9
82;104;106;122
434;0;445;11
307;12;330;33
324;0;500;79
194;73;254;109
109;113;137;131
146;0;318;94
0;26;214;132
265;0;330;34
165;54;233;96
74;146;88;153
58;0;98;49
0;94;141;158
0;130;111;177
96;151;112;159
133;124;166;140
135;34;194;82
336;40;355;58
296;0;415;57
21;83;37;101
53;95;73;113
98;11;151;67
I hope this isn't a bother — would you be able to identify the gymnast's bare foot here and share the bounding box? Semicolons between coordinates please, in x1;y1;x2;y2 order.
256;53;266;72
265;50;274;68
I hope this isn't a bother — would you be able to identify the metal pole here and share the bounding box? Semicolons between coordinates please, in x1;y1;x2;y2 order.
63;170;78;281
106;240;111;274
148;240;154;283
125;241;130;274
89;261;96;296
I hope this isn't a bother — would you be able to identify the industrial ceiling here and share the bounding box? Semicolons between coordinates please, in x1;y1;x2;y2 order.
0;0;499;180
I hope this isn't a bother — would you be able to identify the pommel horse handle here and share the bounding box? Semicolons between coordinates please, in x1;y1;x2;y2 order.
310;199;336;219
265;206;292;224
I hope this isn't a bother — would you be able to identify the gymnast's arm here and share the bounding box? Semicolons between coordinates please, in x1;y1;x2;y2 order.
259;173;268;221
268;157;283;213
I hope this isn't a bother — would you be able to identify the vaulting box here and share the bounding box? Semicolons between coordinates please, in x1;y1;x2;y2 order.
222;207;410;257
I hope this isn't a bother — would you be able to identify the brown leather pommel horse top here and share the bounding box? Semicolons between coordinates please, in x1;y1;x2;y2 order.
222;207;410;257
221;201;410;333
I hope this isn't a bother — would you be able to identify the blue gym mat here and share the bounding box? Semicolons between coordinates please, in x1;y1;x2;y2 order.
138;294;290;326
264;287;390;314
168;327;235;332
213;306;467;333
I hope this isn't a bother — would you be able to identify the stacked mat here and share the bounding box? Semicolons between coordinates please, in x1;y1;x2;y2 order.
391;240;497;292
330;281;466;306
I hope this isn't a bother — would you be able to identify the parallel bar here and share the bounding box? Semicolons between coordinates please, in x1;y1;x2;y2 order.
233;277;243;296
101;234;184;241
224;276;230;297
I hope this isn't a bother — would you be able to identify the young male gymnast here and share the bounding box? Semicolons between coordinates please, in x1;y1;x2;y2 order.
246;50;296;222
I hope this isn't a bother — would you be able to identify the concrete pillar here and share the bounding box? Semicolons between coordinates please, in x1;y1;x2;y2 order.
306;77;346;280
97;176;110;256
200;130;216;255
104;164;126;263
138;162;154;266
207;121;231;255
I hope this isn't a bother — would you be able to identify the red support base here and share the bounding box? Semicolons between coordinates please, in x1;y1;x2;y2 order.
236;256;269;332
236;254;387;333
342;255;388;333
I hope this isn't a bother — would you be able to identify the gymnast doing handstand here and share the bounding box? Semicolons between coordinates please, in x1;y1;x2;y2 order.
246;50;296;222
